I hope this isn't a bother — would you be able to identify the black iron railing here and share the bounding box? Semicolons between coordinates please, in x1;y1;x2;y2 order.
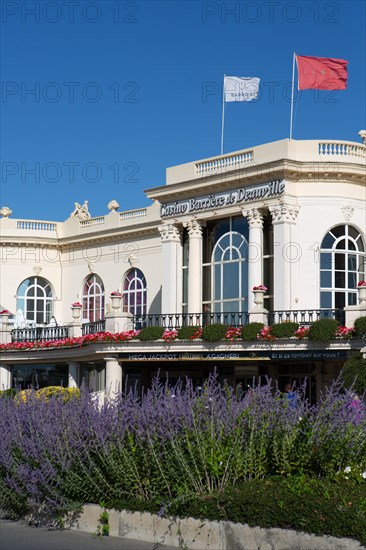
267;309;345;326
11;326;70;342
133;312;250;330
82;320;106;335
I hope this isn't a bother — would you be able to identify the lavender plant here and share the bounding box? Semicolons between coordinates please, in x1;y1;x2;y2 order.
0;374;365;520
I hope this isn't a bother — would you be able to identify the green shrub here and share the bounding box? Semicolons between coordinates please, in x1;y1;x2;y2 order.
308;319;339;342
177;326;201;339
354;316;366;337
202;323;227;342
137;326;164;341
270;322;299;338
0;388;16;399
241;323;264;341
340;352;366;395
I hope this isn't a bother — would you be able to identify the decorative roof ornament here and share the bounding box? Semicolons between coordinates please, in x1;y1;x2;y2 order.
0;206;12;218
108;200;120;212
358;130;366;144
69;201;91;220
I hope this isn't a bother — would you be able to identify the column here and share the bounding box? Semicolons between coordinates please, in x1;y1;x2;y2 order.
242;208;264;311
104;356;122;399
185;219;204;314
0;364;11;391
158;223;182;314
269;201;300;311
68;361;79;388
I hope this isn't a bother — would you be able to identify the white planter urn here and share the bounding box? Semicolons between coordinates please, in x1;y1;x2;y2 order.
357;285;366;305
110;294;123;312
0;313;9;326
71;305;82;321
253;290;265;308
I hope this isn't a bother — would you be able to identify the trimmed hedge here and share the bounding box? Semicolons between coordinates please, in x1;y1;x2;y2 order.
137;326;165;341
308;318;339;342
340;352;366;395
241;323;264;341
107;478;366;544
201;323;227;342
177;326;201;340
270;322;299;338
354;316;366;337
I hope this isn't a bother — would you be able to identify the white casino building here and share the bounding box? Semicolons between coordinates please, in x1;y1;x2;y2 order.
1;135;365;403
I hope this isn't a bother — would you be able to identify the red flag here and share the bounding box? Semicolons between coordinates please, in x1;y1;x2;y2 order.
296;55;348;90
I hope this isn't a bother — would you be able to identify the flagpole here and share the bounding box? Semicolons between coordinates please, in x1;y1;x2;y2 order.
221;75;225;155
289;52;296;140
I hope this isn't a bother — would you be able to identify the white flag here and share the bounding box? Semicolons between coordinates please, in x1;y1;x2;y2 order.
224;76;260;102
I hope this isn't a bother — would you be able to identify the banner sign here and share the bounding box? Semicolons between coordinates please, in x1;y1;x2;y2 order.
160;180;285;218
119;349;349;362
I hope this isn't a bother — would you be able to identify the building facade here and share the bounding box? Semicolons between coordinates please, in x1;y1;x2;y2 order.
1;136;366;402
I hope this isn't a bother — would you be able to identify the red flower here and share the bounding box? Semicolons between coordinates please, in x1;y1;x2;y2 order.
0;309;10;315
253;285;267;291
71;302;82;308
357;280;366;287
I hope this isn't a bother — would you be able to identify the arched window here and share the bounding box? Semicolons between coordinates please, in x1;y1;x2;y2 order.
320;225;365;310
201;217;249;314
123;269;147;316
211;231;249;312
82;274;105;322
17;277;54;325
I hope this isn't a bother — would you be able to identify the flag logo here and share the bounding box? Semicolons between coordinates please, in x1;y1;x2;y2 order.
224;76;260;102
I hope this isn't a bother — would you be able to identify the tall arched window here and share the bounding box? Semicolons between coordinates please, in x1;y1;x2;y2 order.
202;217;249;313
17;277;54;324
123;269;147;316
82;274;105;322
320;225;365;310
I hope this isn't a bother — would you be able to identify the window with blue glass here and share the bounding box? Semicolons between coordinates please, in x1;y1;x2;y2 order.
320;225;365;310
202;217;249;313
16;277;54;325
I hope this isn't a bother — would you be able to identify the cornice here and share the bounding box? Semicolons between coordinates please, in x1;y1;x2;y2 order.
146;159;365;203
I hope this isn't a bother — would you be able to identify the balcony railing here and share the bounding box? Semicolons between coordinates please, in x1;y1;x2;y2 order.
9;310;346;343
268;309;345;326
133;312;251;330
11;326;70;342
82;320;106;335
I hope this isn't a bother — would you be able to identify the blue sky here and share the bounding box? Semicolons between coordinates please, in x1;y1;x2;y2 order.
1;0;365;221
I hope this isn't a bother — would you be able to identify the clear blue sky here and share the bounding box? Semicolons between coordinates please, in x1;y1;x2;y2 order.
1;0;365;221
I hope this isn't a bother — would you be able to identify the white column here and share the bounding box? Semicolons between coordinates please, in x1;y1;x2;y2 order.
269;201;300;311
68;361;79;388
159;223;182;314
105;356;122;399
242;208;264;310
0;364;11;390
185;219;204;314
